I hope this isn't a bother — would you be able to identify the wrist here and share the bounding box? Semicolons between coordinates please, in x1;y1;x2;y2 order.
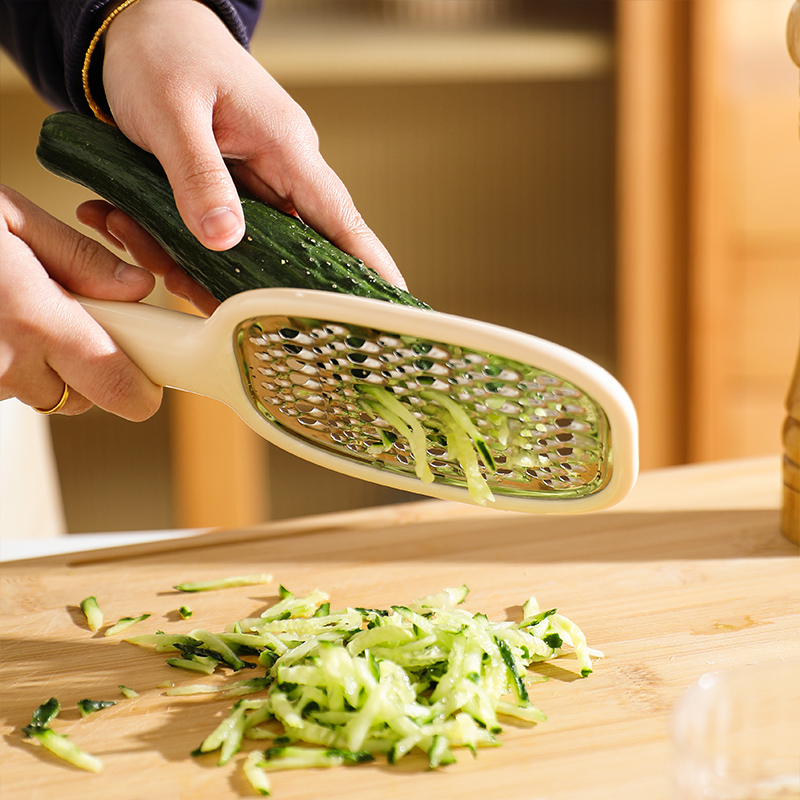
82;0;147;125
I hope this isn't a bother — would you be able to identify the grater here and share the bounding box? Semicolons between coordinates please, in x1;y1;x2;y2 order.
76;288;638;513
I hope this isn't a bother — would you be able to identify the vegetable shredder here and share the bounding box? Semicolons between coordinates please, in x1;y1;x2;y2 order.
77;288;638;513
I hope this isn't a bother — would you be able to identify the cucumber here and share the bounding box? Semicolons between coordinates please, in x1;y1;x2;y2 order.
35;112;429;309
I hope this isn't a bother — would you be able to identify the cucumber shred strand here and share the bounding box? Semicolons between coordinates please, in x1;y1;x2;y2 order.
21;698;103;773
173;574;272;593
79;596;103;632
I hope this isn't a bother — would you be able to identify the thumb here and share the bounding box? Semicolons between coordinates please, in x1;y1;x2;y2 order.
148;117;245;251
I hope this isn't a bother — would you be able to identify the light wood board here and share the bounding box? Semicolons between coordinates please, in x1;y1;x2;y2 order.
1;458;797;800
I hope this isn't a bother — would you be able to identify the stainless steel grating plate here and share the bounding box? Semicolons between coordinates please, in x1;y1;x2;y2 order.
235;315;612;499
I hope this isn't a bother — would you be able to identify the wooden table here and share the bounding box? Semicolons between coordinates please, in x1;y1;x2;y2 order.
1;457;797;800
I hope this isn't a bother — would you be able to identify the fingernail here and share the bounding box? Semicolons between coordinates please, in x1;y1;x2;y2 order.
115;262;150;284
202;207;242;241
107;225;126;247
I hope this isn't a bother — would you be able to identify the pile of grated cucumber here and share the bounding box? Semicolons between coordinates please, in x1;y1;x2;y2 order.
23;583;600;796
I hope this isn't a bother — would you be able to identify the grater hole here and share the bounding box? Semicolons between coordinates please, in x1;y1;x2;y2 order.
290;374;318;389
286;357;308;372
236;314;609;499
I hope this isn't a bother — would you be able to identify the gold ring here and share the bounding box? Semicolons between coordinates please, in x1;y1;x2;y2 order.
35;382;70;415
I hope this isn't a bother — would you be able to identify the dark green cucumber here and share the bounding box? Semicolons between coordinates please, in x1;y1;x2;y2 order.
36;111;429;309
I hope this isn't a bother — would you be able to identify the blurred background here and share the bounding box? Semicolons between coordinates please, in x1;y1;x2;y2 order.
1;0;798;536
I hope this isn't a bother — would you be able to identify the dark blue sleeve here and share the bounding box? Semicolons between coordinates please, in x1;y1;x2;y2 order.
0;0;263;113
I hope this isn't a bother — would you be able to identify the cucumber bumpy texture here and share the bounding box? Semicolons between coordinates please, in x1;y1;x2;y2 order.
36;112;429;309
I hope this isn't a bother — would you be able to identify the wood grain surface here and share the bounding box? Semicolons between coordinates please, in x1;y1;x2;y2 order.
1;458;797;800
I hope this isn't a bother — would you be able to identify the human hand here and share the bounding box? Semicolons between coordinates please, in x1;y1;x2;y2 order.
102;0;406;289
0;185;161;419
76;199;219;316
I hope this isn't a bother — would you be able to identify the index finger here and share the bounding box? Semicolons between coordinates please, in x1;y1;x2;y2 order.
234;155;408;290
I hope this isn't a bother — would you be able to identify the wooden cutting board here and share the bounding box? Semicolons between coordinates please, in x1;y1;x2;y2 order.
1;459;797;800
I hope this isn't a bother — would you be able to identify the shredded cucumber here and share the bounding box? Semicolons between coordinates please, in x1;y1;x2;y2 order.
173;574;272;592
166;655;218;674
77;699;116;717
166;677;271;698
79;596;103;632
243;749;273;795
25;583;597;795
419;391;495;471
104;613;150;637
21;698;103;773
358;385;496;505
358;386;435;484
125;584;598;794
24;728;103;773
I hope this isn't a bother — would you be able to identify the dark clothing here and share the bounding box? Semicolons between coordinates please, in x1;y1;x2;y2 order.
0;0;262;113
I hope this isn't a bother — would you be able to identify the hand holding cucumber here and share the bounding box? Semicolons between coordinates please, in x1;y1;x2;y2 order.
1;0;405;418
99;0;406;287
0;186;161;419
76;199;220;316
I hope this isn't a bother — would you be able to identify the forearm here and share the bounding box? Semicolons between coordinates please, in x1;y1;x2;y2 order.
0;0;262;112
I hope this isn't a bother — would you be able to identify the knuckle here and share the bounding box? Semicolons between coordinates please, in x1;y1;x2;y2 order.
0;185;29;234
63;232;107;279
294;111;320;151
268;106;321;161
97;365;136;408
345;212;371;239
331;202;370;243
176;158;233;203
96;365;160;421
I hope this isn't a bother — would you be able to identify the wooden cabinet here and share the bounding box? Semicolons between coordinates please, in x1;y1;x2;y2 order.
617;0;800;469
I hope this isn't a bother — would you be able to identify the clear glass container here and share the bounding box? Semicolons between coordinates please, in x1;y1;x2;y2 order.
671;660;800;800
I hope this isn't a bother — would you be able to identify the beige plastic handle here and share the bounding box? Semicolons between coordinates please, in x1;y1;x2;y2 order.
75;294;245;406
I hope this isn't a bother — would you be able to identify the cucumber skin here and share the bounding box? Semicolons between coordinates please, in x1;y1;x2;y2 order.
35;112;429;309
